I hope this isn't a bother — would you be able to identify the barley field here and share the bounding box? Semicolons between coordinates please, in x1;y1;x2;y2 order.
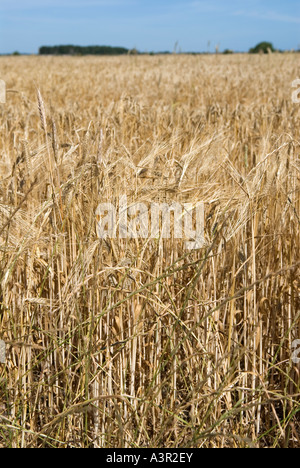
0;54;299;448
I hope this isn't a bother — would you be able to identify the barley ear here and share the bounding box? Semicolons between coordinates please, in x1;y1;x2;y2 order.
51;118;59;162
37;88;47;133
97;128;104;168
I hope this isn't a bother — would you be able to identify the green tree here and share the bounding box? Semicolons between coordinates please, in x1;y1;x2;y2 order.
249;42;275;54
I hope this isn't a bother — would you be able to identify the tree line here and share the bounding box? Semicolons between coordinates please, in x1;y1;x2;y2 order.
37;42;299;56
39;45;131;55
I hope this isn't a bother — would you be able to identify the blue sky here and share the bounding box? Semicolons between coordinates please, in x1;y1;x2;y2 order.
0;0;300;54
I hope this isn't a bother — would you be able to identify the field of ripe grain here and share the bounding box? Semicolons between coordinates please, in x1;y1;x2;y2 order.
0;54;299;448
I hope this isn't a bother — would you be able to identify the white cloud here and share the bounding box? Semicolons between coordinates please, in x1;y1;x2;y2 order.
187;0;300;24
0;0;135;11
233;9;300;24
